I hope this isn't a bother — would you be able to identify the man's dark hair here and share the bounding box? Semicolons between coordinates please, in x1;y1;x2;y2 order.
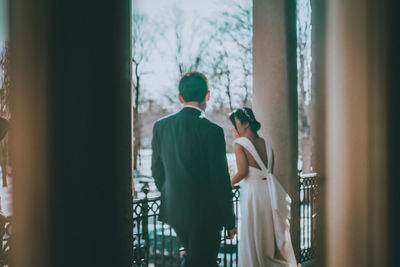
178;72;208;102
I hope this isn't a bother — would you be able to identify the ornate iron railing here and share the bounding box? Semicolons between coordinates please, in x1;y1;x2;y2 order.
0;174;317;266
133;185;241;267
299;172;318;263
133;173;318;267
0;214;11;267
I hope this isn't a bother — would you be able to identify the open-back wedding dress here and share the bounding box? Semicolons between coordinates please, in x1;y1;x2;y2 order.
234;137;297;267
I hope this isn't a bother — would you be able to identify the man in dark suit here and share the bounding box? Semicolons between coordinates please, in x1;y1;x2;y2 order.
151;72;236;267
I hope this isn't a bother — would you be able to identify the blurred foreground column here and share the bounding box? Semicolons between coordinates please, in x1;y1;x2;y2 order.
10;1;132;267
325;0;390;266
253;0;299;259
310;0;326;265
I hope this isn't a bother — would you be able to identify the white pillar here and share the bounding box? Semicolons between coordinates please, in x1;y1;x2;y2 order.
310;0;327;265
325;0;388;266
253;0;299;257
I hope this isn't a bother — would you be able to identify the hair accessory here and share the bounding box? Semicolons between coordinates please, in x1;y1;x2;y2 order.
241;108;254;122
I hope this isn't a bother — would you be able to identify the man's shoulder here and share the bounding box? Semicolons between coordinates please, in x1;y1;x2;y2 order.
199;117;223;134
154;112;179;128
153;111;224;135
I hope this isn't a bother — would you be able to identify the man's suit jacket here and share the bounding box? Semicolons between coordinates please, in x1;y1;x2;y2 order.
151;107;235;230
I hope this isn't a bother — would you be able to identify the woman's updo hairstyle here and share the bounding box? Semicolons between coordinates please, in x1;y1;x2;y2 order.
229;107;261;136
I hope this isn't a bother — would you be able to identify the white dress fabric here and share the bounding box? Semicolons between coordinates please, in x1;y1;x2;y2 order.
234;137;297;267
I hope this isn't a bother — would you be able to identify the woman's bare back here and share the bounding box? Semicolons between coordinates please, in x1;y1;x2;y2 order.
243;137;268;170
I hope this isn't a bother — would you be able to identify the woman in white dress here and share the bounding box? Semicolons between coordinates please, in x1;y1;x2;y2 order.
229;108;297;267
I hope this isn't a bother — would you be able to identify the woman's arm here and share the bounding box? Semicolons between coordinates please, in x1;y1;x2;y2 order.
231;143;249;186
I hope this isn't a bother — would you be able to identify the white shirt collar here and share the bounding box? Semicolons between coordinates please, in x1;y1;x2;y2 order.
182;105;206;117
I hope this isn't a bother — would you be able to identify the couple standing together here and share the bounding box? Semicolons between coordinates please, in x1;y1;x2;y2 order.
151;72;297;267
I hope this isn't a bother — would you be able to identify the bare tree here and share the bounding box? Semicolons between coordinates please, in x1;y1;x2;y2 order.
131;0;253;158
239;52;252;107
167;8;210;77
145;1;252;114
296;0;313;172
206;0;253;111
224;0;252;107
207;47;234;112
0;42;11;186
132;11;154;170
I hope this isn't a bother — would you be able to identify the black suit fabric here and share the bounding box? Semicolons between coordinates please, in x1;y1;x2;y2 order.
151;107;235;266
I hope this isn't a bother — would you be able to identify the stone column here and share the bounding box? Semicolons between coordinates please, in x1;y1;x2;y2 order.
253;0;299;258
310;0;326;186
387;1;400;266
310;0;326;265
10;1;133;267
325;0;388;266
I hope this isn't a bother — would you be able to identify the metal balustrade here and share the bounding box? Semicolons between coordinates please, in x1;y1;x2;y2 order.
0;173;317;266
133;186;241;267
133;173;318;266
299;172;318;263
0;214;11;267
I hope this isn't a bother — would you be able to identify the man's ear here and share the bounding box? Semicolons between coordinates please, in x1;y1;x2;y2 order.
179;94;185;104
205;91;210;102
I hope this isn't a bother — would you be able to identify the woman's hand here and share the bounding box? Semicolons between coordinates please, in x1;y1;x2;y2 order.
225;227;237;240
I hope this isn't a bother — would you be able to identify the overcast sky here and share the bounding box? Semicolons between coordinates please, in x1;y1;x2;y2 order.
134;0;229;17
133;0;235;109
0;0;8;51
